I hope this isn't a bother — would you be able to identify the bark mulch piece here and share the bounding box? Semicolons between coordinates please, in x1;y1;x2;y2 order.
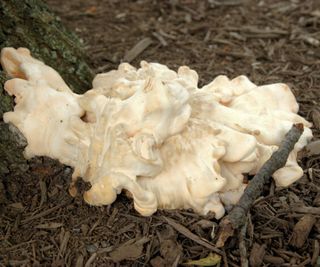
1;0;320;266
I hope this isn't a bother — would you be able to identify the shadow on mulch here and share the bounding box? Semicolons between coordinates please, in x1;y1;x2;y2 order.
1;0;320;266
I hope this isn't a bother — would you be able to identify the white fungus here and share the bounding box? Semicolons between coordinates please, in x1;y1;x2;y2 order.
1;47;313;219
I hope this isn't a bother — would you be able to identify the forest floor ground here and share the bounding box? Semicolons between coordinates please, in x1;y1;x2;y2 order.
1;0;320;266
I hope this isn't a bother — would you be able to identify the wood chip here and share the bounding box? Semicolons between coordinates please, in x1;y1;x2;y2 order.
210;0;246;6
291;205;320;215
150;256;165;267
22;201;69;224
263;255;285;265
123;37;153;63
59;231;71;256
312;240;320;266
249;243;266;267
0;180;7;204
163;216;222;255
35;222;63;229
39;180;47;207
298;258;312;266
84;253;97;267
75;254;84;267
215;50;253;59
8;260;30;266
107;207;118;227
312;109;320;130
8;202;24;211
238;223;249;267
289;214;316;248
304;140;320;157
117;222;135;235
152;32;168;46
313;193;320;207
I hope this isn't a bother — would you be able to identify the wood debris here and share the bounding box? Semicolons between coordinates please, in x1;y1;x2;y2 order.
289;214;316;248
123;37;153;63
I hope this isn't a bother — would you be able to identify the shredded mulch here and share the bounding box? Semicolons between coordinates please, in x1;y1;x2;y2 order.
1;0;320;266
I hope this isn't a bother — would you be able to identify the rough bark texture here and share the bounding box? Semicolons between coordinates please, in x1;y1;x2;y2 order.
216;124;304;248
0;0;93;195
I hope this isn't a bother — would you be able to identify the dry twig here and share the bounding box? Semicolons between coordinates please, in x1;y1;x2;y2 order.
216;124;304;247
238;222;249;267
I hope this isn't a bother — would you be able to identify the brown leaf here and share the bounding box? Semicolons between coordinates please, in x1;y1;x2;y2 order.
109;237;149;262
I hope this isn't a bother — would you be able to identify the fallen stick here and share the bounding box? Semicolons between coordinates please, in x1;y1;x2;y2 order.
215;123;304;247
238;221;249;267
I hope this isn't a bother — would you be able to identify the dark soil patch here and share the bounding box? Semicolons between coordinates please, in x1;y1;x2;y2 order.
1;0;320;266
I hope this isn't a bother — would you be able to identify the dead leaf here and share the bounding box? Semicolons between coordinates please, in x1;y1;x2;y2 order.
184;252;221;266
109;237;149;262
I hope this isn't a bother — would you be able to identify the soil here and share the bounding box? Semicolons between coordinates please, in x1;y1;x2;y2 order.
1;0;320;266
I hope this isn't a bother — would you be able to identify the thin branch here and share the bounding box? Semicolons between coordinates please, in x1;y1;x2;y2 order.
239;221;249;267
216;123;304;247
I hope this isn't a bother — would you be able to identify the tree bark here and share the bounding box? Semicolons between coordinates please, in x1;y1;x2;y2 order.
0;0;94;200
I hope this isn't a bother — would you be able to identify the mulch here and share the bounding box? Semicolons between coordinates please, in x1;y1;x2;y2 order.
1;0;320;266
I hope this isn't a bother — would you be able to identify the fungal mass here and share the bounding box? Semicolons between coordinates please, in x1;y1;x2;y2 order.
1;47;312;219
